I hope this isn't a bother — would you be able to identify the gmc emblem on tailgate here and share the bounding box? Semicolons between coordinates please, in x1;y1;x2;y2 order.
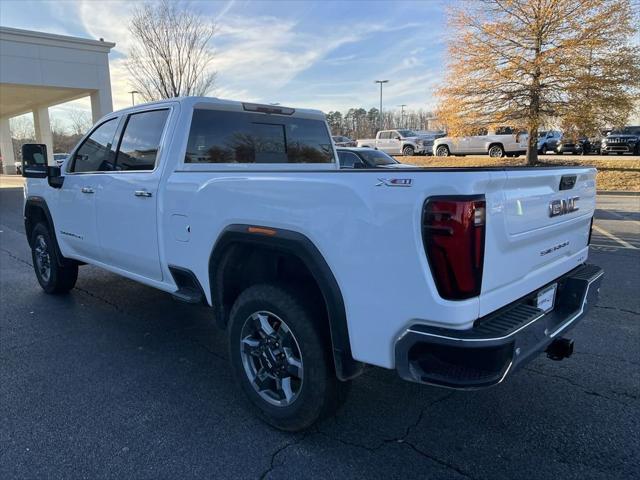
549;196;579;217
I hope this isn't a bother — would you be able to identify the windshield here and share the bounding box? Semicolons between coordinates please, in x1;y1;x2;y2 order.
538;131;547;138
358;149;398;166
611;126;640;135
397;129;417;137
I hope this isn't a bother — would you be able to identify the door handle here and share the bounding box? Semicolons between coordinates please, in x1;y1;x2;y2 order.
134;189;153;198
81;187;94;194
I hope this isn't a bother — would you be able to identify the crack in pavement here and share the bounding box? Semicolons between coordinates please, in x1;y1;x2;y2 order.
1;246;127;315
594;304;640;316
259;431;311;480
313;392;476;479
525;367;637;408
573;351;640;368
0;247;32;268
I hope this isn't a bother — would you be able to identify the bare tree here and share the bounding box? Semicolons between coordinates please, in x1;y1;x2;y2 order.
127;0;216;102
67;108;92;136
437;0;640;164
9;115;35;140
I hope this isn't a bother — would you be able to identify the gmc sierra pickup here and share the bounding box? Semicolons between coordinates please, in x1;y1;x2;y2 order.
356;129;432;155
22;97;603;431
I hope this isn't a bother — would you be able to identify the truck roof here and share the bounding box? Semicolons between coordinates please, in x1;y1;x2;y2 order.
108;96;326;121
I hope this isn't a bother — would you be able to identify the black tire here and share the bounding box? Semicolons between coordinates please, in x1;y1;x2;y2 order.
538;144;546;155
402;145;415;156
488;144;505;158
30;223;78;294
228;283;347;431
435;145;450;157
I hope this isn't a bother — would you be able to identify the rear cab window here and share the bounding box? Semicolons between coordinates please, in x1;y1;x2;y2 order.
185;109;335;165
115;109;169;171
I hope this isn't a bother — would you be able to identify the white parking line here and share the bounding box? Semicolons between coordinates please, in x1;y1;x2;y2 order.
592;224;637;249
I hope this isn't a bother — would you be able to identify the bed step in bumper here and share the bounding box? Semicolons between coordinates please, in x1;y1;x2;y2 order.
395;264;604;389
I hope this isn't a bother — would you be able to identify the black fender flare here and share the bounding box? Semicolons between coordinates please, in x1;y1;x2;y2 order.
209;224;364;380
24;196;68;267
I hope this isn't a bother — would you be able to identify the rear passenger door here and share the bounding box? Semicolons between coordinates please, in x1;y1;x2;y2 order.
95;107;172;281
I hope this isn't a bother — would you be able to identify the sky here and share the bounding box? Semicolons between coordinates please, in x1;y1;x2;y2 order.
0;0;450;131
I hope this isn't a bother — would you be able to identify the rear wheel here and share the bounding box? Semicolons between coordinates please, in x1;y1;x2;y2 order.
488;144;505;158
402;145;415;156
228;283;347;431
435;145;450;157
30;223;78;294
538;144;547;155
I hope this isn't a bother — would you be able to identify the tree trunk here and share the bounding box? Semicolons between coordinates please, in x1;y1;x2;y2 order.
526;126;539;165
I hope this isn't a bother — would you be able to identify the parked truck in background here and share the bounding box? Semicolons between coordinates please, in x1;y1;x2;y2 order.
21;96;602;431
434;127;527;157
357;129;432;156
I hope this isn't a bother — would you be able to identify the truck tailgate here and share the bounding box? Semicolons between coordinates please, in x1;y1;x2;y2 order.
480;167;596;316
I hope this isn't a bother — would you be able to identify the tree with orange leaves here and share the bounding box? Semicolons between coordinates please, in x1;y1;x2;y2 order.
437;0;640;164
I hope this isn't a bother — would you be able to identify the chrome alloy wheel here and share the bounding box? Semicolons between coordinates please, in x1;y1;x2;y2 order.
239;311;304;407
488;145;504;158
435;145;449;157
34;234;51;283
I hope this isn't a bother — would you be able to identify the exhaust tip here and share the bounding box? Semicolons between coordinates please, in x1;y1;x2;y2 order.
546;338;574;361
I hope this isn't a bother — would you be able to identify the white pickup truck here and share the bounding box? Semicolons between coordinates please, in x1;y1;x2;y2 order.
434;127;528;157
21;97;602;431
357;129;432;156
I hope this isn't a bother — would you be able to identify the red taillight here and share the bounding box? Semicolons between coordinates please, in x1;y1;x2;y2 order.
422;197;486;300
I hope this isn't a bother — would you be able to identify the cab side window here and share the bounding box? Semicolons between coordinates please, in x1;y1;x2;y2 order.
338;151;362;168
71;118;118;173
115;109;169;171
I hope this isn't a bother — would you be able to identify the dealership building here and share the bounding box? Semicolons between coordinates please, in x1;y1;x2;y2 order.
0;27;115;174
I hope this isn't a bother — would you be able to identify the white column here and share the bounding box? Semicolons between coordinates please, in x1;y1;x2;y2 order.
0;117;17;174
33;106;54;166
90;89;113;123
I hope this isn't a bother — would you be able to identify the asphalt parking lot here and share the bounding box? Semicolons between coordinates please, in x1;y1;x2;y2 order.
1;183;638;479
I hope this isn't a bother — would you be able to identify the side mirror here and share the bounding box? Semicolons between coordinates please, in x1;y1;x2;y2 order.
395;136;401;140
21;144;48;178
20;143;64;188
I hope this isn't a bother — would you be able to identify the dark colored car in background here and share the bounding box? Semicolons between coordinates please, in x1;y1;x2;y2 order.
601;126;640;155
337;147;413;168
556;139;583;155
580;137;602;155
332;135;357;147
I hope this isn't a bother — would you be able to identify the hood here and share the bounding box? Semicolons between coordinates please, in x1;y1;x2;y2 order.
605;134;638;139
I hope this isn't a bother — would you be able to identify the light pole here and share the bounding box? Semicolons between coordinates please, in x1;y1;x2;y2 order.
128;90;140;106
374;80;388;132
398;104;407;128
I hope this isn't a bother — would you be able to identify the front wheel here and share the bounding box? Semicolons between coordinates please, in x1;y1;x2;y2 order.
402;145;415;156
435;145;450;157
30;223;78;294
228;283;347;431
